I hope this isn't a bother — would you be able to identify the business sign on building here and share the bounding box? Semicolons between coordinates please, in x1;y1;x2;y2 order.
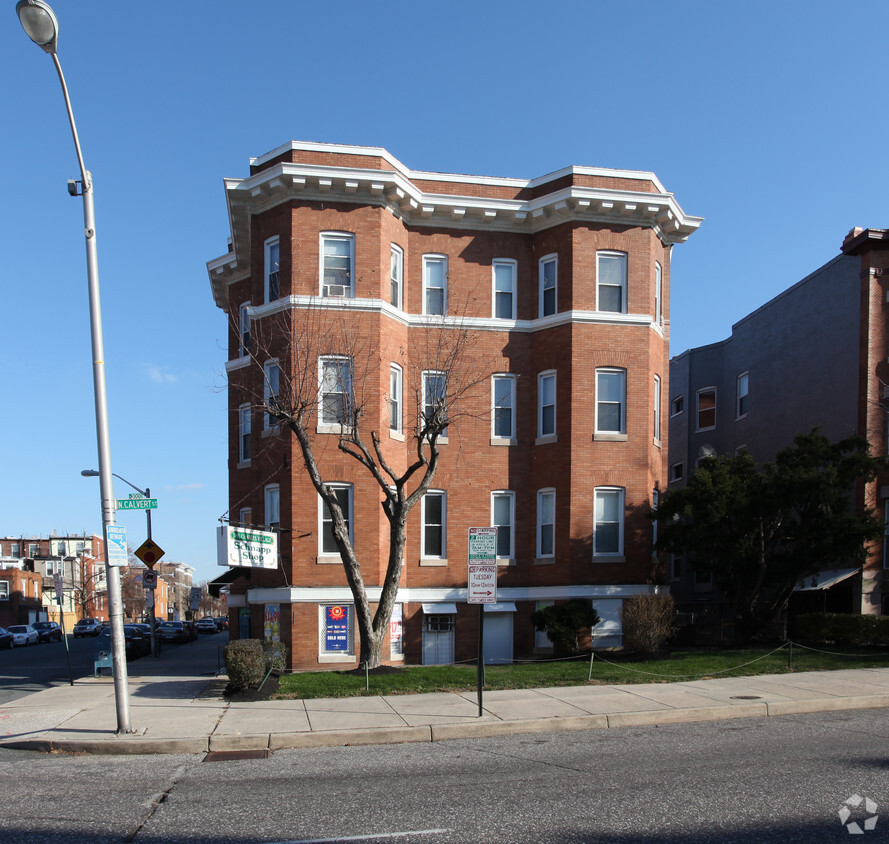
325;605;350;651
216;525;278;569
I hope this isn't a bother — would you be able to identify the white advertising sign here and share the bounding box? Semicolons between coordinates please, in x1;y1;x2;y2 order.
217;525;279;569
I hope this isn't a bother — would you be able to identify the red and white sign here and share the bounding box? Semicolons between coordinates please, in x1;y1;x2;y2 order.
468;564;497;604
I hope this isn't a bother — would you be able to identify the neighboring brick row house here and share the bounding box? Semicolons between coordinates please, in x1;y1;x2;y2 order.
668;227;889;623
208;141;701;670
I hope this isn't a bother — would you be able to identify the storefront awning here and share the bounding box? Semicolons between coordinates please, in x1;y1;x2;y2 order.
422;602;458;614
208;567;251;597
794;568;859;592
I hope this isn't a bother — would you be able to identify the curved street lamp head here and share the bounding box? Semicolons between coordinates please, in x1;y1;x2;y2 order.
16;0;59;54
81;469;100;478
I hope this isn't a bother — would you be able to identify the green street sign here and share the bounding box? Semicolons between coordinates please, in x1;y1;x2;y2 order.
116;498;157;510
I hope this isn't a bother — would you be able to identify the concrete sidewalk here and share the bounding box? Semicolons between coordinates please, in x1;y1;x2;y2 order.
3;640;889;755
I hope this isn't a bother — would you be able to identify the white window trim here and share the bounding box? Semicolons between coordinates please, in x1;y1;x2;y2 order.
421;370;448;443
537;370;557;444
670;462;684;483
318;603;355;662
317;355;354;434
318;483;353;563
0;580;9;600
264;236;280;304
593;486;625;560
491;490;516;564
654;262;663;324
596;251;628;314
671;395;685;417
696;387;717;432
389;363;404;440
491;374;517;444
422;254;448;316
736;372;749;420
595;367;627;438
536;488;556;561
538;254;557;318
238;302;251;357
390;243;404;309
263;359;280;431
653;374;662;444
492;258;517;320
264;483;280;531
421;490;447;563
320;232;356;298
238;403;252;465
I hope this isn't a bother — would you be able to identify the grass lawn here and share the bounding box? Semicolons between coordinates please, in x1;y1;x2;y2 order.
274;644;889;700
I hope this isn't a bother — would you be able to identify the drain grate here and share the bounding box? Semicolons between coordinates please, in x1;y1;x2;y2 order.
204;749;271;763
730;695;762;700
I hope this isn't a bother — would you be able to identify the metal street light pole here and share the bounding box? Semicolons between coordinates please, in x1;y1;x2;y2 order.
17;0;131;733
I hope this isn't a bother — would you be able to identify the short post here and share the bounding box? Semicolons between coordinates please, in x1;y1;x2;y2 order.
588;649;595;682
477;604;485;717
787;640;793;671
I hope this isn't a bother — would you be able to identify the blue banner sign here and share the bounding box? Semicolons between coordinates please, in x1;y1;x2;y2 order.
325;605;350;651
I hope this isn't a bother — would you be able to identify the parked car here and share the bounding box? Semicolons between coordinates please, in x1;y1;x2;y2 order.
32;621;64;643
7;624;39;646
0;627;13;650
73;618;102;637
214;616;229;631
196;618;218;633
96;625;151;660
158;621;189;643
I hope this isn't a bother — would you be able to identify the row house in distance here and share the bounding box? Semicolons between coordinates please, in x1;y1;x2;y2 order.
207;141;701;670
668;228;889;622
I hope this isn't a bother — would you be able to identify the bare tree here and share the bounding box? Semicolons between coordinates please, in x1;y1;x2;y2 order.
238;301;488;667
120;567;147;621
68;554;106;620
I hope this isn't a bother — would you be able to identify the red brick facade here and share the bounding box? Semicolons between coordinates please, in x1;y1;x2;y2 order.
208;142;701;669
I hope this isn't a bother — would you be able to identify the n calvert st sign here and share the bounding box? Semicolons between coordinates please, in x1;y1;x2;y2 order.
217;525;278;569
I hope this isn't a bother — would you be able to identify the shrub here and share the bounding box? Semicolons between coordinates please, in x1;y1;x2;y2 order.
224;639;265;691
621;593;676;654
263;640;288;673
794;612;889;646
530;599;600;655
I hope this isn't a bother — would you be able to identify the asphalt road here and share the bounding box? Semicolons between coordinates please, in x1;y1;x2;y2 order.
1;707;887;842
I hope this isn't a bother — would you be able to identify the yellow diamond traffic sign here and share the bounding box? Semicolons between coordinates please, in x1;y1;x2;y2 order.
134;539;165;568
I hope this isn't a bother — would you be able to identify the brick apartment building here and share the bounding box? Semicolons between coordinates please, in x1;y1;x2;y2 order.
668;227;889;623
207;141;701;669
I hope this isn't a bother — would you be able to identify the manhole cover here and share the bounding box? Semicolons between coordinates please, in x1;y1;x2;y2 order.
730;695;762;700
204;749;270;763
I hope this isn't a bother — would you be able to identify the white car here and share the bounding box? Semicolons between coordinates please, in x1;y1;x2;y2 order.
7;624;39;646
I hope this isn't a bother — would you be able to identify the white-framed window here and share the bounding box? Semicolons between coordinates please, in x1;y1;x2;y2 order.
671;395;685;416
46;560;58;576
263;359;280;429
539;255;557;317
28;543;38;557
319;484;353;557
538;371;556;439
736;372;749;419
537;489;555;558
594;487;625;557
0;580;9;600
422;491;447;559
697;388;717;431
264;236;280;303
597;251;628;313
653;375;662;441
390;244;403;309
319;356;354;427
57;541;67;556
492;375;516;440
492;491;515;560
422;370;448;437
654;262;663;324
389;364;403;434
493;259;517;320
11;543;21;557
320;604;354;656
239;507;252;527
238;302;251;356
320;232;355;297
423;254;448;315
238;403;251;463
596;368;626;434
264;484;280;530
670;462;684;483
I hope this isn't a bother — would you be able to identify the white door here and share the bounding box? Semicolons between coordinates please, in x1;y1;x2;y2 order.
483;612;513;664
422;614;455;665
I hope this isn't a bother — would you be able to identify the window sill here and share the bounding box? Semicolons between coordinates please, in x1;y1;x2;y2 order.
496;557;515;567
534;557;555;566
419;557;448;567
490;437;517;447
592;555;626;563
236;460;252;470
653;437;662;449
389;430;406;442
318;653;356;663
316;555;342;565
535;434;557;446
594;432;628;442
317;424;353;435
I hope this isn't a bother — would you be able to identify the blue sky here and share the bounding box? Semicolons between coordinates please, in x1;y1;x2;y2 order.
2;0;887;584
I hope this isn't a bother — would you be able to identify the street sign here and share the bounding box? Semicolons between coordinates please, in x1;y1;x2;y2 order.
134;538;165;568
190;586;202;611
468;527;498;604
106;525;128;567
142;570;158;589
116;497;158;511
53;572;63;605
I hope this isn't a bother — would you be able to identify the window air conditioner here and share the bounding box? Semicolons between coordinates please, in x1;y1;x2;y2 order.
325;284;346;297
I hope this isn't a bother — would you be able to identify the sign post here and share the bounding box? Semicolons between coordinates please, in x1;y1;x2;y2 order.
468;527;498;717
